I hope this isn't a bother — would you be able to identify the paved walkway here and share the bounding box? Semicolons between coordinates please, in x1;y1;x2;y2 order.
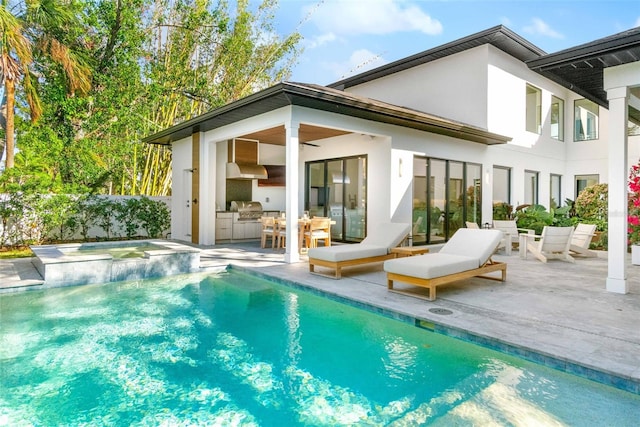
2;243;639;394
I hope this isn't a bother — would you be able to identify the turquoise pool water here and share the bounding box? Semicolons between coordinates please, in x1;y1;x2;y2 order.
66;243;163;259
1;270;639;426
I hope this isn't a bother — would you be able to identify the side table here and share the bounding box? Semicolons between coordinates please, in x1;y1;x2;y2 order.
390;247;430;257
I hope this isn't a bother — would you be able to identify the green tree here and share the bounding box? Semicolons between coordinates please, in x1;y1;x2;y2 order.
0;0;90;169
11;0;300;196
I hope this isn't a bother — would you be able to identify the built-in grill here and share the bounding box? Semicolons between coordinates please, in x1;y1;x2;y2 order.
229;201;263;221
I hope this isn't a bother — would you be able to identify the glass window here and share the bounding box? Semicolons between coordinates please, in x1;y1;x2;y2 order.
493;166;511;205
575;174;599;198
550;174;562;209
551;96;564;141
574;99;599;141
305;155;367;243
524;170;539;205
466;164;482;225
413;158;481;245
526;84;542;134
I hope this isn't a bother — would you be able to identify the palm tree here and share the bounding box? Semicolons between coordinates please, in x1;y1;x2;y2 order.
0;0;90;169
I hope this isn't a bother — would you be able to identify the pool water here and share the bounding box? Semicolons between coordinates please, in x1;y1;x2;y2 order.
67;243;163;259
1;271;639;426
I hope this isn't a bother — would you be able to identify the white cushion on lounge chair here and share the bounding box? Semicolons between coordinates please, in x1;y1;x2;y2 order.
308;222;411;278
439;228;503;266
360;222;412;249
383;229;502;278
308;244;387;262
383;228;507;301
308;222;410;261
384;253;478;279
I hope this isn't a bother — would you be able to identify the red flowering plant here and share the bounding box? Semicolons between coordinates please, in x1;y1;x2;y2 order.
628;163;640;245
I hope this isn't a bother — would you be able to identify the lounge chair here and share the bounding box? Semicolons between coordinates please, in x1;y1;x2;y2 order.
523;226;575;263
308;222;411;279
492;220;534;254
570;223;597;257
384;228;506;301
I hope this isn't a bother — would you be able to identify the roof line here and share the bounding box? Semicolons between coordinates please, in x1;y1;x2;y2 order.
328;25;546;90
527;27;640;70
143;81;510;146
141;83;287;144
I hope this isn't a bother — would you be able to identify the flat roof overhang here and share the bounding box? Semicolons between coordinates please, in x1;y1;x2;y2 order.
142;82;511;146
527;27;640;125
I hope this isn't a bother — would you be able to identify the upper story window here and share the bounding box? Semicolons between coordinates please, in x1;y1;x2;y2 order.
551;96;564;141
574;99;599;141
526;84;542;134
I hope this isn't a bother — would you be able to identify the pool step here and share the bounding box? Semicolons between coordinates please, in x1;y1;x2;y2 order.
0;259;44;293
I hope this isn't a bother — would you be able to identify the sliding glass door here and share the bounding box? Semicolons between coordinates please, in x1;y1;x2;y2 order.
305;155;367;243
412;157;482;245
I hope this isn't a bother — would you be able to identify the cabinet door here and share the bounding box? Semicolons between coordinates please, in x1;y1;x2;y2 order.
232;222;246;240
217;220;232;240
249;222;261;239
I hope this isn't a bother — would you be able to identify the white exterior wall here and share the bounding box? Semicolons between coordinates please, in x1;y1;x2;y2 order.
293;107;395;229
345;46;489;128
344;43;640;211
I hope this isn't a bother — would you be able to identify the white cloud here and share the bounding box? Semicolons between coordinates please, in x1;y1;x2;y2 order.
523;18;564;39
328;48;388;80
307;0;443;36
635;16;640;28
304;32;338;49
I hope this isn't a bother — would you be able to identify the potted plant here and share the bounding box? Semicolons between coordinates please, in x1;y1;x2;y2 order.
628;162;640;264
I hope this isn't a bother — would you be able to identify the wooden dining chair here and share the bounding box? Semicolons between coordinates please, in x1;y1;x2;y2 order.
305;217;332;249
260;216;277;249
275;218;287;249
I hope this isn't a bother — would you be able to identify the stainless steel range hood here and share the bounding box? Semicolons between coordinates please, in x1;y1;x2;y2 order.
226;138;268;180
226;162;268;180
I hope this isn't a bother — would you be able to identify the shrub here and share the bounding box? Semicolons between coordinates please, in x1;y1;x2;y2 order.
137;196;171;238
575;183;608;228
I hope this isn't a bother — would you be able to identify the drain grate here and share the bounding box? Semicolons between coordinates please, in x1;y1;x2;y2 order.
429;308;453;315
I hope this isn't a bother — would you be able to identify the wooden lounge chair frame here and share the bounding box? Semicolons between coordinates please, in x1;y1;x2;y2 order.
309;252;400;279
387;258;506;301
384;228;506;301
308;222;411;279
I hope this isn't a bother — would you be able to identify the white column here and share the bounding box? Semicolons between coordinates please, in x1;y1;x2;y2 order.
285;119;300;263
606;86;629;293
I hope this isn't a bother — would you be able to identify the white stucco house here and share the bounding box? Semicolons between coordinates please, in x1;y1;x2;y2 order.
143;25;640;294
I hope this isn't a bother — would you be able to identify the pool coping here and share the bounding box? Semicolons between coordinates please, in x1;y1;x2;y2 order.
229;264;640;395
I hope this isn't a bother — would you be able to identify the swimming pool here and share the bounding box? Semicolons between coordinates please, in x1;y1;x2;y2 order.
1;270;639;426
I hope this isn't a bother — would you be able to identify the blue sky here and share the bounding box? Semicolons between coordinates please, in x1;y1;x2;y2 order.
269;0;640;85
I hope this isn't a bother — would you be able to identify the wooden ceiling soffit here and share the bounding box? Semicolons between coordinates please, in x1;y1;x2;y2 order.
238;124;351;145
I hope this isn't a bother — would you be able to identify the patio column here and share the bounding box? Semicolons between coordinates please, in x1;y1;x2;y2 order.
606;86;629;293
284;119;301;263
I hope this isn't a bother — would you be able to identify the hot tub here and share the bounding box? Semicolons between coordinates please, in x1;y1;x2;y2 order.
31;240;200;288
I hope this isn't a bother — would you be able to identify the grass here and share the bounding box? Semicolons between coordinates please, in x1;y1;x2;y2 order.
0;247;34;259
